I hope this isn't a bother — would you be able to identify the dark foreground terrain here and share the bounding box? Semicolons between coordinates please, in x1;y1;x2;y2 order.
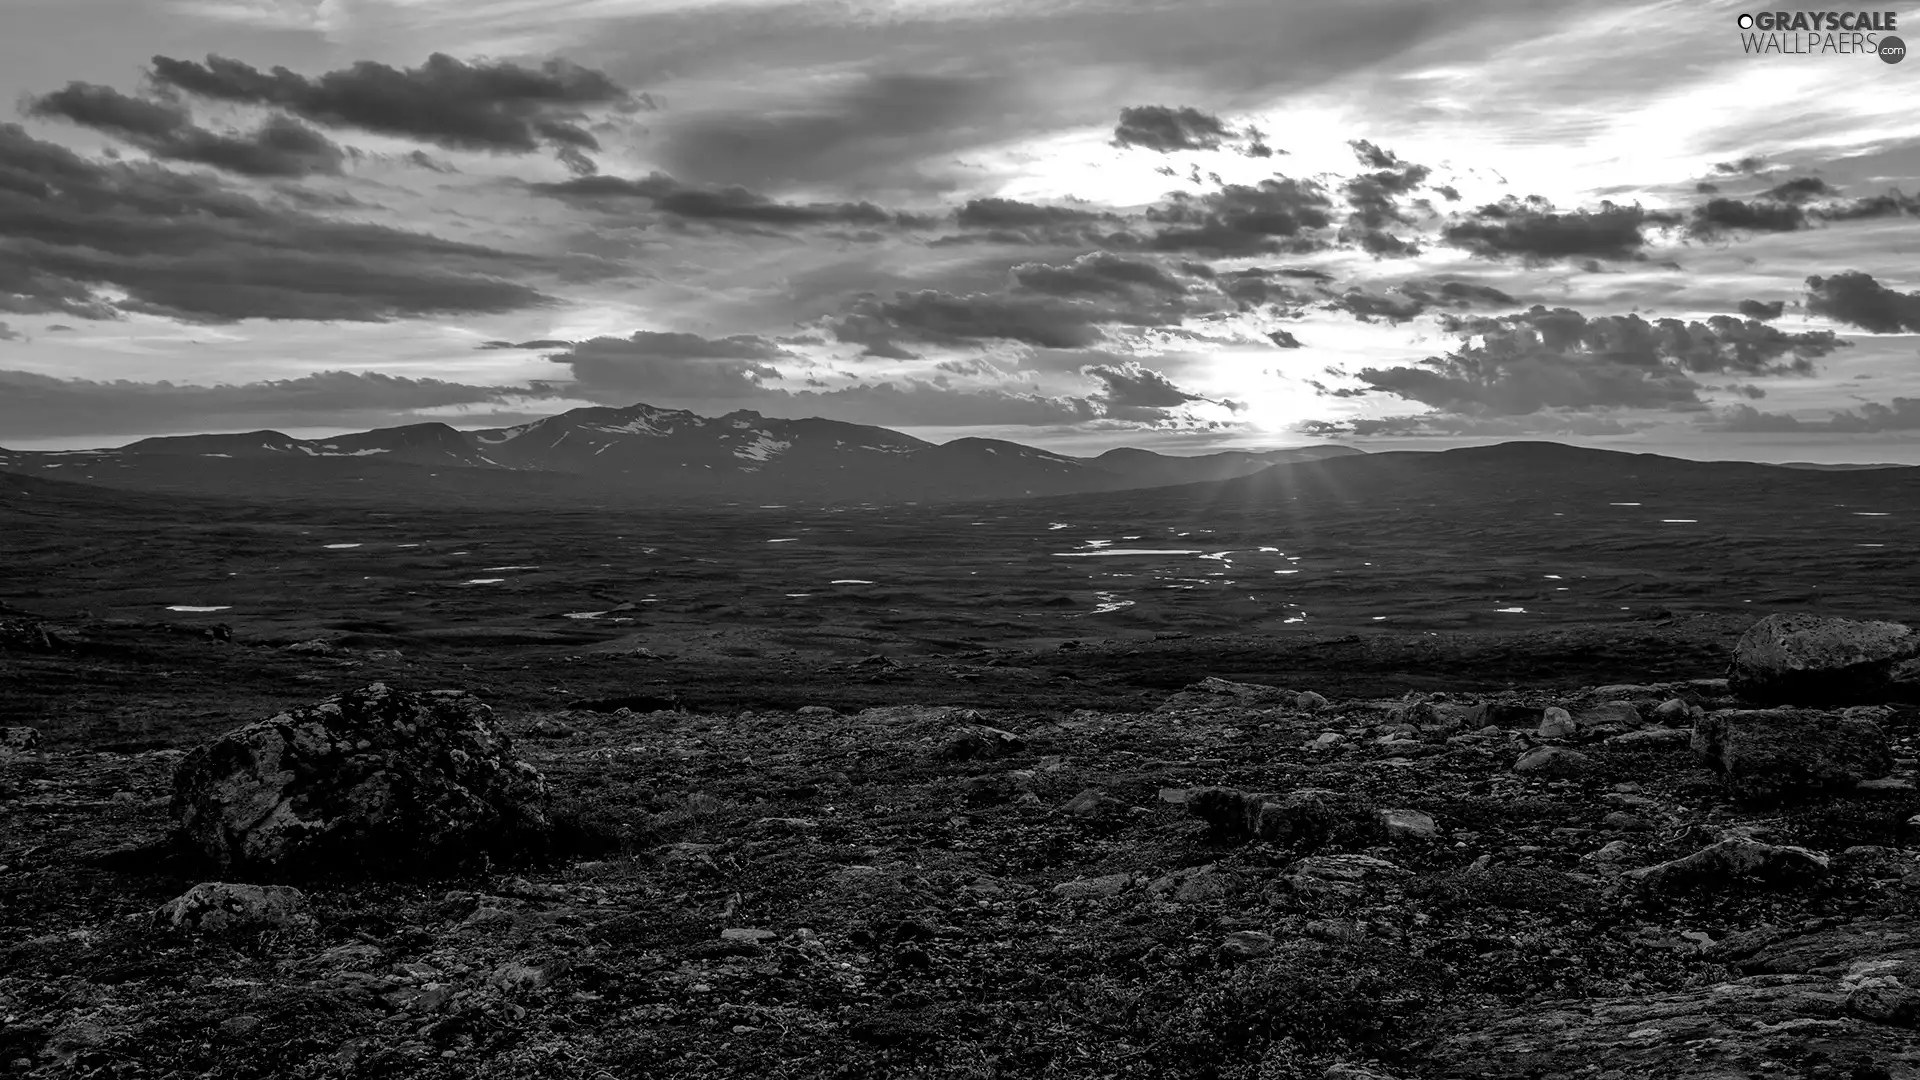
2;454;1918;1079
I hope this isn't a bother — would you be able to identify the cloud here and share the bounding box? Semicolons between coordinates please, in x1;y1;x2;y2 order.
540;331;794;399
147;52;639;165
1805;271;1920;333
0;367;558;439
1711;398;1920;433
25;81;346;178
649;71;1027;196
935;197;1127;246
1442;196;1681;262
0;123;557;323
829;286;1189;354
1082;360;1204;408
1737;299;1786;320
1712;155;1769;176
528;171;932;230
1211;266;1325;310
1111;105;1235;153
1011;252;1188;299
1761;177;1837;203
1688;196;1806;237
1350;306;1848;416
1298;410;1647;438
1324;291;1425;323
1267;329;1303;348
1139;175;1335;257
0;322;19;341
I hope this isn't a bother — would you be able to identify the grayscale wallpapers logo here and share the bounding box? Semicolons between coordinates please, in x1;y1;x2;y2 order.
1734;10;1905;60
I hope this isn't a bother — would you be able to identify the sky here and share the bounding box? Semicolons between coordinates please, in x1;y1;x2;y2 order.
2;0;1919;462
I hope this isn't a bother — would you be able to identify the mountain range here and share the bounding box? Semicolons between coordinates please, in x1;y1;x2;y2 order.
0;403;1363;505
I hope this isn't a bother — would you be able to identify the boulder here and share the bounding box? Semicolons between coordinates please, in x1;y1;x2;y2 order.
1623;838;1830;895
1690;708;1894;802
1574;701;1643;729
170;683;553;881
1728;613;1920;705
157;882;314;935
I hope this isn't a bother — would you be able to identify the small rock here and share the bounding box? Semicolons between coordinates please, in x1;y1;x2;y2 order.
1513;746;1591;777
1376;808;1439;841
1052;873;1133;900
1575;701;1643;729
719;928;778;943
157;882;315;935
1324;1064;1405;1080
1535;708;1577;740
1651;697;1695;724
1057;787;1128;825
1605;727;1691;748
1277;854;1410;901
0;727;40;753
1295;690;1330;711
940;724;1025;761
1602;811;1651;832
796;705;836;717
1219;930;1274;960
1305;731;1347;750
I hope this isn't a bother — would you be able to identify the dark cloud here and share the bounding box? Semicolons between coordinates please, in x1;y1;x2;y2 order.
1695;181;1720;194
1442;196;1681;262
1212;266;1323;310
781;381;1100;427
1111;105;1235;153
1738;299;1786;320
1688;197;1806;237
1139;175;1335;257
830;288;1186;353
1762;176;1836;202
1298;411;1646;438
1806;271;1920;333
0;367;556;439
529;171;931;230
1713;155;1769;176
0;321;19;341
0;122;556;323
1012;252;1187;299
1352;306;1847;416
1082;360;1205;409
1713;398;1920;433
1433;184;1461;201
936;197;1128;246
1816;190;1920;222
1268;329;1302;348
478;338;574;350
1324;290;1426;324
26;81;347;179
147;52;639;167
541;331;794;399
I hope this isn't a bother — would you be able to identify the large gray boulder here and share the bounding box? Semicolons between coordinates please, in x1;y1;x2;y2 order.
171;683;553;880
1728;613;1920;705
1691;708;1893;802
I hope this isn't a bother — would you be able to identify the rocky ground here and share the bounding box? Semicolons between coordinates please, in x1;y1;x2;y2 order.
3;633;1919;1079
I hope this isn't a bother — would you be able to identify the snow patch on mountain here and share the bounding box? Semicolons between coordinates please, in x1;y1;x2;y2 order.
734;434;792;462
